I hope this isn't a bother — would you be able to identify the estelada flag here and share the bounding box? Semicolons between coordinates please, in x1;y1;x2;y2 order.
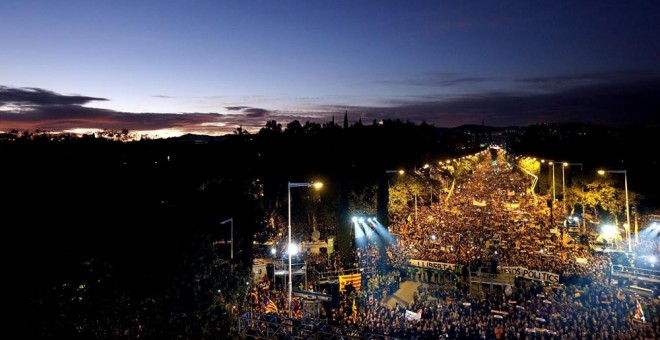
339;273;362;291
264;297;278;314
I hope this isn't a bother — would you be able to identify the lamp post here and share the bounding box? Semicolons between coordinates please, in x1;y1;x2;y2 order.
598;169;631;252
561;162;583;216
549;161;556;201
220;218;233;260
541;160;556;201
287;181;323;319
541;159;557;233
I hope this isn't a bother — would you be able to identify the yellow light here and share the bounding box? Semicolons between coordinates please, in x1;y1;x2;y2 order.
313;182;323;189
423;164;429;169
548;161;553;165
541;159;545;163
398;170;405;175
598;170;605;175
563;162;568;167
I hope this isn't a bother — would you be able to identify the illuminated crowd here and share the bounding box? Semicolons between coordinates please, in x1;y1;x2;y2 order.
387;151;600;277
246;150;658;339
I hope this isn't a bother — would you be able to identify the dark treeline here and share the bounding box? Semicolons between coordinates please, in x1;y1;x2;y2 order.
2;119;657;338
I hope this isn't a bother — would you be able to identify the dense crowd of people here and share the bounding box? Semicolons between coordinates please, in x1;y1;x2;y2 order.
246;149;659;338
387;151;597;278
330;276;658;339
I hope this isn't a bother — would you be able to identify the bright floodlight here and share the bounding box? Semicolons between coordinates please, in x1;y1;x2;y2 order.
398;169;404;175
288;243;298;256
359;217;365;223
598;170;606;175
601;224;617;240
351;216;358;223
313;182;323;189
430;234;437;241
649;256;656;264
271;247;277;255
423;164;430;169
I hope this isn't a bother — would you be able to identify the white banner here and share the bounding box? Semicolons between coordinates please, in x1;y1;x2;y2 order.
405;310;421;321
408;260;559;283
408;259;458;271
499;266;559;283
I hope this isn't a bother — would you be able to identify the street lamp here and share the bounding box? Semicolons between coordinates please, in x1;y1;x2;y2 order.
598;169;631;252
561;162;583;216
220;218;233;260
540;160;557;201
287;181;323;319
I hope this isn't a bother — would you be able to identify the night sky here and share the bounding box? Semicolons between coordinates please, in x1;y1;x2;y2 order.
2;1;659;136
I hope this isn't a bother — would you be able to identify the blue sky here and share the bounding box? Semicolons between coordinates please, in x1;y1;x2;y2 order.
1;1;659;135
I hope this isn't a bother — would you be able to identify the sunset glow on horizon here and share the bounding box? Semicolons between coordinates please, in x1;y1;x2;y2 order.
1;1;659;135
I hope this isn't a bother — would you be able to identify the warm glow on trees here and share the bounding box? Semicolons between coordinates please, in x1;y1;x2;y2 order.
517;158;540;177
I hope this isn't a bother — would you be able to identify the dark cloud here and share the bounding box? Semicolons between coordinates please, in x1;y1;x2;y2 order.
375;72;493;87
152;95;174;99
2;77;657;136
517;70;654;85
434;77;492;87
0;86;107;106
224;106;250;111
318;77;660;127
0;86;274;134
242;108;270;117
0;105;276;134
222;105;270;117
0;105;219;131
